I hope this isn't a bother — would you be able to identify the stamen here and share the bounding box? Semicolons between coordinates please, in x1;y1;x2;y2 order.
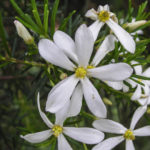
75;67;87;78
98;10;110;22
87;65;95;69
138;79;142;82
52;125;63;137
124;129;135;140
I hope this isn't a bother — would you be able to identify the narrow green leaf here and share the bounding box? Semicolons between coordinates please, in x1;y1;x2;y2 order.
132;74;150;80
44;4;49;34
50;0;59;38
31;0;43;27
130;77;145;86
59;10;76;31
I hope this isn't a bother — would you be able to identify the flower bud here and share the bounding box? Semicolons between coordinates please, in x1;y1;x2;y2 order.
147;107;150;114
60;73;68;80
14;20;34;44
125;20;147;32
103;97;112;106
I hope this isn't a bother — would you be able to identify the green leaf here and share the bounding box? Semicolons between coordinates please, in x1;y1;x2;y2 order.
59;10;76;31
131;74;150;80
50;0;59;38
130;77;145;86
31;0;43;28
43;4;49;34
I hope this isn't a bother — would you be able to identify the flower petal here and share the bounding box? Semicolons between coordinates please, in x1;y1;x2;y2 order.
106;19;135;53
54;30;78;63
88;63;133;81
20;130;52;143
55;100;70;126
58;134;72;150
126;140;135;150
134;126;150;136
92;34;116;66
132;61;142;75
81;77;107;118
104;4;110;11
105;81;123;90
63;127;104;144
37;93;53;128
131;85;142;100
93;119;126;134
75;24;94;67
67;83;83;117
85;8;98;20
137;97;148;106
46;75;79;113
38;39;75;71
130;106;147;130
88;21;104;41
142;83;150;96
92;136;124;150
97;5;104;12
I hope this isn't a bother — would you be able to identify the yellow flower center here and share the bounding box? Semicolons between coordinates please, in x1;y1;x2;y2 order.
98;10;110;22
75;67;87;78
52;125;63;137
87;65;95;69
124;129;135;140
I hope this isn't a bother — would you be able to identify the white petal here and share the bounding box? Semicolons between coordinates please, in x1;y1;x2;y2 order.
88;20;104;41
92;34;116;66
126;140;135;150
131;61;142;75
54;30;78;63
106;19;135;53
20;130;52;143
126;78;137;88
38;39;75;71
137;97;148;106
93;119;126;134
37;93;53;128
134;126;150;136
105;81;123;90
92;136;124;150
143;67;150;77
142;83;150;95
55;100;70;126
63;127;104;144
46;75;79;113
131;85;142;100
130;106;147;130
88;63;133;81
67;83;83;117
75;24;94;66
81;77;107;118
85;8;98;20
104;4;110;11
97;5;104;12
58;134;72;150
123;84;129;92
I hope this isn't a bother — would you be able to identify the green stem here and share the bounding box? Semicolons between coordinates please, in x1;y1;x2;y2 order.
0;56;50;67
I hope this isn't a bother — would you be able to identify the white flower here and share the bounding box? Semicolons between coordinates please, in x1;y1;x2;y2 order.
38;24;133;118
92;106;150;150
85;4;135;53
129;61;150;100
14;20;34;44
21;93;104;150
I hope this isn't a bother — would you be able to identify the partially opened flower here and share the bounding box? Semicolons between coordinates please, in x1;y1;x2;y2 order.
92;106;150;150
85;4;135;53
21;93;104;150
38;24;133;118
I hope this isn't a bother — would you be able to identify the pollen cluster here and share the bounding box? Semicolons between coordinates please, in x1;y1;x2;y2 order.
87;65;95;69
52;125;63;137
75;67;87;78
98;10;110;22
124;129;135;140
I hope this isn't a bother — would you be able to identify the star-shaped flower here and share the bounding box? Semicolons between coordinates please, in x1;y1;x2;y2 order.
38;24;133;118
85;4;135;53
21;93;104;150
92;106;150;150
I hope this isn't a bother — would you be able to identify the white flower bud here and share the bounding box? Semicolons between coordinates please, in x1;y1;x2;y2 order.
126;20;147;31
14;20;34;44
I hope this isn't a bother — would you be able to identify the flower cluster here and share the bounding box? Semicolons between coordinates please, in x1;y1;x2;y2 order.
17;4;150;150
